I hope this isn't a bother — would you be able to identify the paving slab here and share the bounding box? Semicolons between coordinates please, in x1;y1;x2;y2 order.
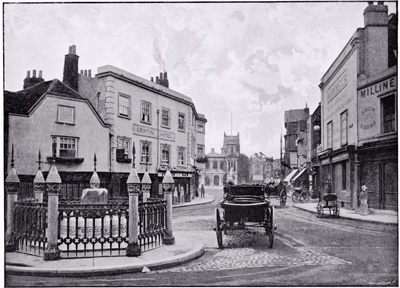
6;235;204;276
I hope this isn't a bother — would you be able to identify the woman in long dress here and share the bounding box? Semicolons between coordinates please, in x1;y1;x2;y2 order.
359;185;369;216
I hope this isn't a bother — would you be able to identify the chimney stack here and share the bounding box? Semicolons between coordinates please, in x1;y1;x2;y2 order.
23;69;44;89
363;2;389;76
151;77;154;82
156;76;160;84
364;1;388;27
63;45;79;91
154;71;169;88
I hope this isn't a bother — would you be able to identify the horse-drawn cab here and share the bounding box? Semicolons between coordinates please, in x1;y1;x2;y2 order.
215;182;276;249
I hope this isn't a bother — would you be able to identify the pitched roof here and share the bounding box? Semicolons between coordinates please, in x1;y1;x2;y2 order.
4;79;84;115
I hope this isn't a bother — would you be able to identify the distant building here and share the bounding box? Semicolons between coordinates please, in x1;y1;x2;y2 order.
204;132;240;186
249;154;274;184
318;2;397;210
283;106;309;170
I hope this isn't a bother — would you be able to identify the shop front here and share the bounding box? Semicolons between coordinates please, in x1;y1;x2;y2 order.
318;145;356;209
157;168;194;203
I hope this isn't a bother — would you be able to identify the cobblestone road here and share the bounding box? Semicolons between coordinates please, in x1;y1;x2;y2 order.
161;228;350;273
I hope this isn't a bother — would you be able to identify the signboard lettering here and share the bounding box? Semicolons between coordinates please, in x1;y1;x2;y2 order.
328;72;348;102
133;124;175;142
359;76;396;98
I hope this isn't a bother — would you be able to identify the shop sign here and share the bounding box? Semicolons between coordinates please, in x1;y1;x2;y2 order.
321;159;330;166
133;124;175;142
332;153;348;163
328;71;348;102
358;76;396;99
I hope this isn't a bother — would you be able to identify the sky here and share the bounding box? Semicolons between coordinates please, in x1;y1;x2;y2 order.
3;1;397;159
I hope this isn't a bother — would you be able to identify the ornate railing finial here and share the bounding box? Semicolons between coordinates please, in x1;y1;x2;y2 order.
38;150;42;170
94;153;97;172
132;142;136;168
11;144;15;168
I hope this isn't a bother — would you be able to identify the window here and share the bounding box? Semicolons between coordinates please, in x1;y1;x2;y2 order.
340;111;348;146
52;136;78;158
57;105;75;124
382;95;396;133
141;101;151;124
197;145;204;157
140;141;151;164
327;121;333;149
231;147;234;153
205;161;210;169
116;137;131;163
177;146;185;166
213;161;218;169
118;94;130;117
197;124;204;133
161;144;170;166
220;161;224;170
161;108;170;128
342;162;347;190
178;113;185;131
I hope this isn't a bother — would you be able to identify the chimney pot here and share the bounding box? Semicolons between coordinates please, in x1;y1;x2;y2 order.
39;70;42;78
71;45;76;55
160;72;163;79
80;70;83;74
164;71;168;79
26;71;30;78
88;70;91;77
32;70;36;78
84;70;87;76
151;77;154;82
378;1;384;5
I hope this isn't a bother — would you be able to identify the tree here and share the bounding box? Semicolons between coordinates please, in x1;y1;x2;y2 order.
238;153;250;183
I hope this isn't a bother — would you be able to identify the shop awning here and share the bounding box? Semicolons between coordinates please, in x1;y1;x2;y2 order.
283;169;298;184
291;168;307;182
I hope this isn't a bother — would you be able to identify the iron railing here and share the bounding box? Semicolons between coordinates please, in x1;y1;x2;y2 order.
139;199;167;250
12;200;47;256
57;199;129;258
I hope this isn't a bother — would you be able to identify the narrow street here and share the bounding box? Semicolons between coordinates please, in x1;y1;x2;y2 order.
6;188;398;286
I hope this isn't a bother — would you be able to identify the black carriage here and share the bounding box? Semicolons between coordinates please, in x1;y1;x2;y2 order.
265;181;287;207
316;193;340;218
214;183;276;249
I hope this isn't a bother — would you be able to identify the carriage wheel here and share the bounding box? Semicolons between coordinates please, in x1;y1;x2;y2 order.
317;202;324;218
333;205;340;217
215;208;223;249
265;206;274;249
279;188;287;207
301;191;311;203
292;191;301;203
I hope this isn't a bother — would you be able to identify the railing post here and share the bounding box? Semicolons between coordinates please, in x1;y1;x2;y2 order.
126;168;141;257
44;164;61;261
141;172;152;202
34;170;45;203
5;162;20;252
162;170;175;245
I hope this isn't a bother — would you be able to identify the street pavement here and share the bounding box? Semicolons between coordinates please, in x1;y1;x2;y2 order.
5;189;397;277
294;201;397;225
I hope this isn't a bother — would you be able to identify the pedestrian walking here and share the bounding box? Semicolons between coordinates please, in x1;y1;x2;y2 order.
201;184;205;198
